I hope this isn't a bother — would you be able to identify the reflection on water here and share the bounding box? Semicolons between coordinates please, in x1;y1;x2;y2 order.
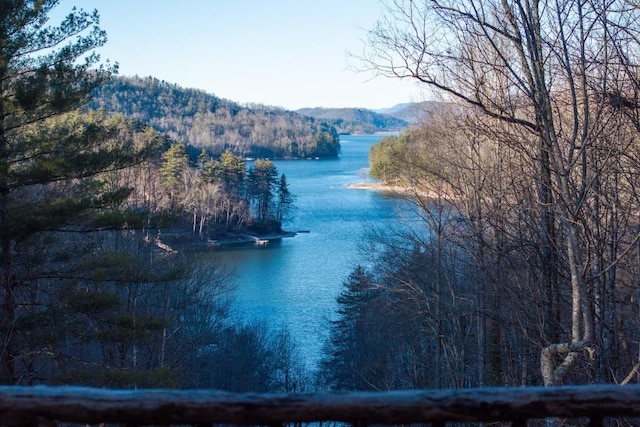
211;134;409;368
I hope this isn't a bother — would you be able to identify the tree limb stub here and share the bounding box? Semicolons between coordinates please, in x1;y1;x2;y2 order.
1;385;640;425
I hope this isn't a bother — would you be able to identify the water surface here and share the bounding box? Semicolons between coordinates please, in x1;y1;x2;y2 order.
214;134;407;367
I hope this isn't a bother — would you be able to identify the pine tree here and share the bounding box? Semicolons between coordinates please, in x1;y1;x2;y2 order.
275;174;293;223
0;1;155;383
159;141;190;208
319;266;380;390
218;149;246;196
246;159;278;224
199;150;248;231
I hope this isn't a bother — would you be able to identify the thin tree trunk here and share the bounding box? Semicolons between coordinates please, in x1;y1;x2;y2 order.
0;234;15;384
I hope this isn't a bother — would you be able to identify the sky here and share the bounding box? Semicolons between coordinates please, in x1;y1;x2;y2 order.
52;1;423;111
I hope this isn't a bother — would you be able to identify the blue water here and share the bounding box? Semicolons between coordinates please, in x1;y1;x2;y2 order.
214;134;406;368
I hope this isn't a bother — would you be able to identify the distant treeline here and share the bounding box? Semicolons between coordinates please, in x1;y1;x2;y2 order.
89;76;341;159
296;107;409;134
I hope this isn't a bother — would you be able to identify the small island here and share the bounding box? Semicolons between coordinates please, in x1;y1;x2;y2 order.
149;146;296;252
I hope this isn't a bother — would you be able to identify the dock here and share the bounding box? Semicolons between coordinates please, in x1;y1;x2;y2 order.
207;231;297;248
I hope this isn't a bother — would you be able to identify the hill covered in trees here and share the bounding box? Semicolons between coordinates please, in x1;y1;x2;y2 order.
296;107;409;134
89;76;340;159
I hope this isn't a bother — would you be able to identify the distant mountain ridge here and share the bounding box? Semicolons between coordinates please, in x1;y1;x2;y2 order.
374;101;449;123
374;103;414;115
296;107;409;134
297;101;448;134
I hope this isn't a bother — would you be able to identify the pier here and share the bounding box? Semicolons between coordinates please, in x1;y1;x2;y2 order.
207;231;297;247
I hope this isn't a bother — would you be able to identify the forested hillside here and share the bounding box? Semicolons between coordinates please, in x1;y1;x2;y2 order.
89;76;340;159
296;107;408;134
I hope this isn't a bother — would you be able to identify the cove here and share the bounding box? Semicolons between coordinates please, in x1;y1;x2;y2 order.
213;134;409;368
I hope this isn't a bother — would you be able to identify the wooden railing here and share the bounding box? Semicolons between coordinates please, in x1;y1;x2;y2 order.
1;384;640;426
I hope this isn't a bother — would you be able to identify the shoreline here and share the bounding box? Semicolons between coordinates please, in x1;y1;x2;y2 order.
152;231;297;252
348;181;453;201
347;181;412;194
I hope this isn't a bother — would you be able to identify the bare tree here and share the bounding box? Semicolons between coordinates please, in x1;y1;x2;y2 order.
362;0;640;385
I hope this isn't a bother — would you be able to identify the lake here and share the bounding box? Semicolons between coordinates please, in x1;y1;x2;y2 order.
214;134;409;369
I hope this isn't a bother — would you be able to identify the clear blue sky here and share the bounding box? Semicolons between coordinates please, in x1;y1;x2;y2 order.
52;1;422;110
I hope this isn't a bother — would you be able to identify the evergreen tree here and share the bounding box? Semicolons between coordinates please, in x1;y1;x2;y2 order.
218;149;246;196
159;141;190;208
246;159;278;224
310;126;341;158
275;174;293;223
200;149;247;231
368;135;403;182
319;266;381;390
0;1;154;383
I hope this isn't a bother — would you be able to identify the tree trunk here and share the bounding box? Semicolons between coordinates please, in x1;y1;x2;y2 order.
0;234;15;384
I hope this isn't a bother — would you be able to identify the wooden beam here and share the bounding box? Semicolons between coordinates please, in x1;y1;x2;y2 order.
0;385;639;425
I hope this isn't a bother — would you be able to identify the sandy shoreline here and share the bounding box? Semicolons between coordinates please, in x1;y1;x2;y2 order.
348;182;454;201
347;182;411;193
348;182;407;192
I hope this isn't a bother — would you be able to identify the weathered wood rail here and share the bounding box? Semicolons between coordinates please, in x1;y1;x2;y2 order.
1;384;640;426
